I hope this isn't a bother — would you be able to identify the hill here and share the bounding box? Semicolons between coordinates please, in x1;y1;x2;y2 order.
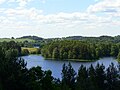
63;35;120;43
0;38;35;42
1;35;120;43
18;36;43;41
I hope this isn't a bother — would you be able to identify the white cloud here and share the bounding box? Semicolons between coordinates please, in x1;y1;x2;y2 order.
0;6;114;32
8;0;15;3
8;0;46;6
85;0;120;29
7;0;33;7
87;0;120;13
0;0;120;38
0;0;6;4
4;8;43;18
16;0;34;7
41;0;46;3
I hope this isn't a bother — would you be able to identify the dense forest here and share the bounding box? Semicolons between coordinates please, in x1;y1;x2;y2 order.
41;40;120;61
2;35;120;47
2;35;120;61
1;35;120;61
1;41;120;90
12;35;120;61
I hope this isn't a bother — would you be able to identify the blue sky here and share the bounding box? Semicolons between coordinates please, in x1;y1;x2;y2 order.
0;0;120;38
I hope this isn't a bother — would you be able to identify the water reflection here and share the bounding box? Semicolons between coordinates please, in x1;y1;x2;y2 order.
22;55;118;79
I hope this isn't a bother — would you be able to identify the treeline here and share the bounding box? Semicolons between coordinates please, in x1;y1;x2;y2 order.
41;40;120;61
0;41;21;56
36;35;120;44
0;44;53;90
17;35;120;48
65;35;120;43
60;63;120;90
0;41;41;56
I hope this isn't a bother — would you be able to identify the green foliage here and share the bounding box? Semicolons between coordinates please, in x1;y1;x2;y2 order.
0;38;34;42
106;63;119;90
19;35;43;41
0;43;54;90
0;46;28;90
76;65;88;90
41;40;120;61
110;44;119;57
61;63;76;90
52;47;59;59
0;42;120;90
76;63;120;90
117;52;120;62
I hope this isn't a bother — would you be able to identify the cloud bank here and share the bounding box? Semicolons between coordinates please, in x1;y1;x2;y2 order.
0;0;120;38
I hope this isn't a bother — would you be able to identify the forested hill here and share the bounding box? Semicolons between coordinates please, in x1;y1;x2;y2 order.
18;36;43;41
43;35;120;43
1;35;120;50
1;35;120;43
64;35;120;43
41;35;120;61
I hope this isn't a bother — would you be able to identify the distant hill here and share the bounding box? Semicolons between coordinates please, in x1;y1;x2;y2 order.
0;38;35;42
63;35;116;42
65;35;114;40
1;35;120;43
0;36;43;43
18;36;43;41
46;35;120;43
65;36;83;40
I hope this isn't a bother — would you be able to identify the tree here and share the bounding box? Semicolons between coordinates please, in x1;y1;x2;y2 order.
88;65;97;90
76;65;88;90
0;47;28;90
94;64;106;90
111;45;119;57
27;66;43;90
41;70;54;90
11;37;15;39
68;50;73;59
61;63;76;90
52;47;59;59
117;52;120;62
106;63;119;90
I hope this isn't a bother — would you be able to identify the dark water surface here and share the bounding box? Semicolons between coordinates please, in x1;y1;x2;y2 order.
22;55;118;79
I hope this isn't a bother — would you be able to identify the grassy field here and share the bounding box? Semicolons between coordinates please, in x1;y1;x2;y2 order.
22;47;40;54
0;38;35;42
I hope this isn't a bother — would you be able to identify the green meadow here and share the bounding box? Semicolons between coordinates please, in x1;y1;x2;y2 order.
21;47;40;54
0;38;35;42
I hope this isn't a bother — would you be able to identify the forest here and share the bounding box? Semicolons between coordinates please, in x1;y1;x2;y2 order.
1;35;120;61
1;41;120;90
41;40;120;61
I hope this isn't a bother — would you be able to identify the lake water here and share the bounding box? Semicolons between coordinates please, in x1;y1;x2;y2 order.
22;55;119;79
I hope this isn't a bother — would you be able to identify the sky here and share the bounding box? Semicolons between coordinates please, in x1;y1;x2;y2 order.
0;0;120;38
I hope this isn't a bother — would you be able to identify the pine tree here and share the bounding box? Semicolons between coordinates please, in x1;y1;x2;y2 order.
76;65;88;90
61;63;76;90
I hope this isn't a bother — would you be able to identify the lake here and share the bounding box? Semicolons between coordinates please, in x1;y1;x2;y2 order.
22;55;119;79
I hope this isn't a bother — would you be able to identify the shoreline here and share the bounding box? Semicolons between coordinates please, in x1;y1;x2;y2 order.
21;54;118;63
44;58;97;62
